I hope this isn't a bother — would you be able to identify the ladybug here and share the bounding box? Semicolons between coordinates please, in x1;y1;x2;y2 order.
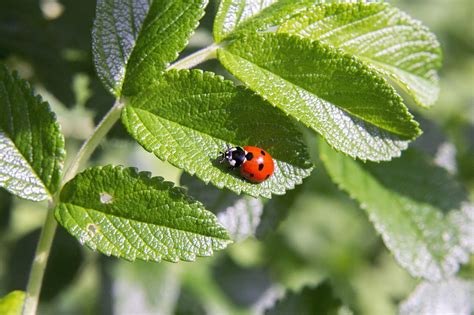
220;146;275;183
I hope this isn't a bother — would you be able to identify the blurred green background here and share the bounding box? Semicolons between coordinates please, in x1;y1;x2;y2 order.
0;0;472;314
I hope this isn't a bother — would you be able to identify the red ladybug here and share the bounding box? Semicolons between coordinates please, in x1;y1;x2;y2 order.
219;146;274;183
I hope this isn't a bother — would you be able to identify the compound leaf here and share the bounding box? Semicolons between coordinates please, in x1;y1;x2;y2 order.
55;165;231;262
320;142;473;281
93;0;208;96
280;2;442;108
0;65;65;201
218;33;420;161
122;70;313;198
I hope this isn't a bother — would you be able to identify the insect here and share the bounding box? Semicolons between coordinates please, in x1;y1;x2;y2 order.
219;146;274;183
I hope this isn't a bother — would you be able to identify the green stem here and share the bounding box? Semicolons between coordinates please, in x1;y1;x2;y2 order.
62;100;124;184
23;100;124;315
22;202;57;315
22;41;215;315
167;44;219;70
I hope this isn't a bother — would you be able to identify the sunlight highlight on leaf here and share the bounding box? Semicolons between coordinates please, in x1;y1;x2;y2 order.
0;65;65;201
122;70;313;198
55;165;231;262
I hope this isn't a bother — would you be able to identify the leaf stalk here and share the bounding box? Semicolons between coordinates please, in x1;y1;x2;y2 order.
168;44;219;70
23;99;124;315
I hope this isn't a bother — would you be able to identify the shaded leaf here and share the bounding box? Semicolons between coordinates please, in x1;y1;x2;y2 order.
265;282;343;315
400;277;474;315
175;287;206;315
181;172;263;241
213;255;273;308
93;0;208;96
109;261;180;314
280;2;442;108
218;33;420;161
0;291;25;315
0;65;65;201
320;142;473;281
122;70;313;198
55;165;231;262
255;185;301;239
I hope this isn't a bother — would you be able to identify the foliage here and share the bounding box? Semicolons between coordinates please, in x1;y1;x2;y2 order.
0;0;472;314
0;65;65;201
0;291;25;315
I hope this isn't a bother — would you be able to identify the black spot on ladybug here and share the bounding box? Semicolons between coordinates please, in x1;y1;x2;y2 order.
261;150;266;155
258;164;264;171
250;173;254;177
265;174;270;179
246;152;254;161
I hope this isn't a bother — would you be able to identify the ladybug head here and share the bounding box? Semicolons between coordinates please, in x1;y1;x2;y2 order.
219;146;247;169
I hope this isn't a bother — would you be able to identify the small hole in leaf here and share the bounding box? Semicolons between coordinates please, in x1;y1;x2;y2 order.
87;223;98;236
100;192;113;204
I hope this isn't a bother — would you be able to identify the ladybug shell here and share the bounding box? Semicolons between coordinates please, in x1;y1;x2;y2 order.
240;146;274;183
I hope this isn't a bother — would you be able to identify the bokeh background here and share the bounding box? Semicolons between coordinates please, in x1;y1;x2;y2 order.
0;0;472;314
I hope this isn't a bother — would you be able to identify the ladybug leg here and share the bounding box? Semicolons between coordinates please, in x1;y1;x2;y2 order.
218;151;225;163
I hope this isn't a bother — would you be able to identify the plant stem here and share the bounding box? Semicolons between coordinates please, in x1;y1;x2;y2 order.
22;41;214;315
168;44;219;70
62;99;124;184
23;99;124;315
23;201;57;315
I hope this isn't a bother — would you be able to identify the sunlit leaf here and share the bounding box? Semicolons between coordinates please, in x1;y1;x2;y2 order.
400;277;474;315
93;0;208;96
0;65;65;201
122;70;313;198
219;33;420;161
0;291;25;315
55;165;231;262
280;2;442;107
213;0;279;42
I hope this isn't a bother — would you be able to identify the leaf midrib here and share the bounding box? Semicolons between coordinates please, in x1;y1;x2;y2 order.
62;202;230;240
224;50;412;138
362;57;438;87
130;106;307;167
0;81;51;197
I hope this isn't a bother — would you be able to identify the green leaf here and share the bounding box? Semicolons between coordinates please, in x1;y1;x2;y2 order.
214;0;313;42
319;142;473;281
122;69;313;198
400;277;474;315
218;33;420;161
213;0;278;43
55;165;231;262
0;291;25;315
279;2;442;108
0;65;65;201
92;0;208;96
265;282;343;315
